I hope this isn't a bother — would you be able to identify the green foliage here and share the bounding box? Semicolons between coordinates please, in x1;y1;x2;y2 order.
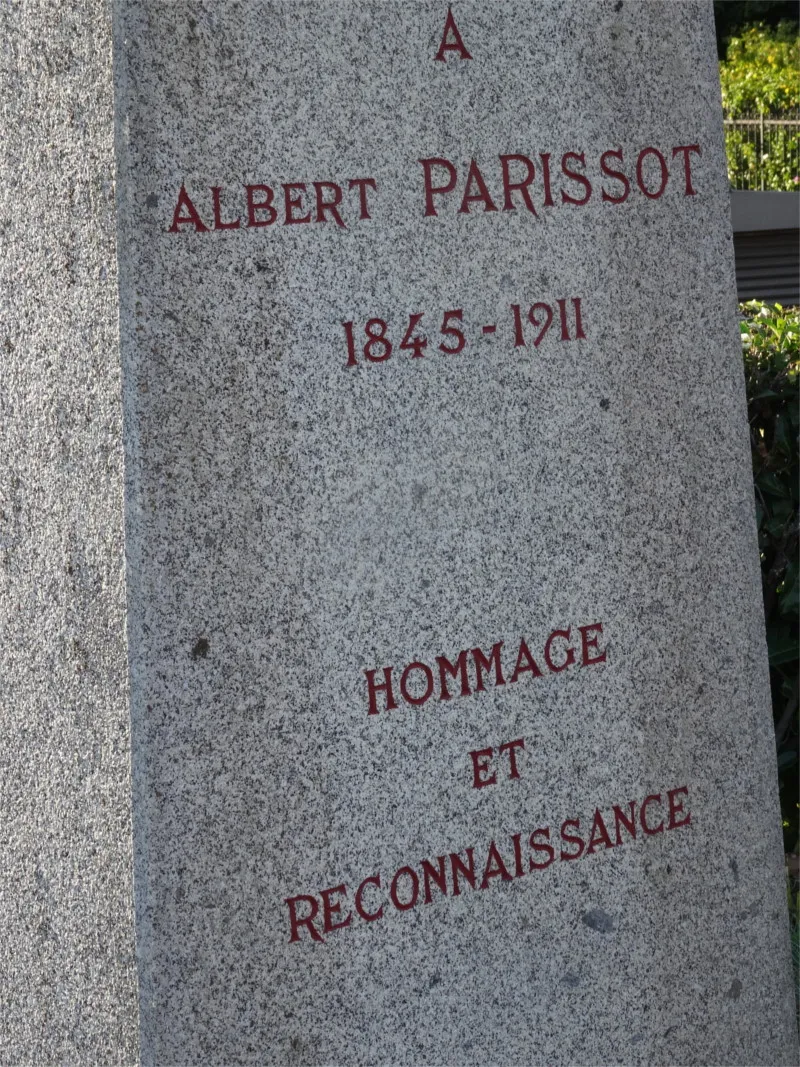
721;24;800;112
714;2;799;59
741;301;799;854
720;25;800;190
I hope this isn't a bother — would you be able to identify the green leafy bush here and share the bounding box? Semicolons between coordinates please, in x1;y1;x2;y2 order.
720;25;800;189
721;24;800;112
740;301;798;853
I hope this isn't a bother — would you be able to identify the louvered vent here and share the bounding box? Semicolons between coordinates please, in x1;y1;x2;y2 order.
734;230;799;304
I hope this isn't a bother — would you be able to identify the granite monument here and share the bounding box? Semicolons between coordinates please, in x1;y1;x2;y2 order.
1;1;797;1063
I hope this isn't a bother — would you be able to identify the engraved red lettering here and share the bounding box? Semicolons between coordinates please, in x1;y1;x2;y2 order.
472;641;505;691
641;793;665;834
544;628;576;673
667;786;691;829
419;157;458;217
613;801;638;845
586;808;614;854
246;184;277;227
560;151;592;206
509;638;543;682
421;857;448;903
470;746;496;789
480;840;513;889
437;649;472;700
434;6;472;61
672;144;701;196
450;848;477;895
579;622;606;666
320;884;351;933
500;154;538;215
354;874;384;922
283;182;312;224
459;159;498;215
364;666;398;716
600;149;630;204
285;894;324;943
211;186;240;230
348;177;377;219
168;185;208;233
499;737;525;779
390;866;420;911
511;832;524;877
313;181;346;228
400;661;435;706
529;828;555;870
560;818;585;860
540;152;555;207
636;147;668;199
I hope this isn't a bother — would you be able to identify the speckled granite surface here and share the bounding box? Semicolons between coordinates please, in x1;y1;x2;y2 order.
1;1;796;1064
0;1;138;1062
113;2;797;1063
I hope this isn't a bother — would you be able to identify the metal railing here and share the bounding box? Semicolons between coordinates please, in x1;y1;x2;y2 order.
723;111;800;191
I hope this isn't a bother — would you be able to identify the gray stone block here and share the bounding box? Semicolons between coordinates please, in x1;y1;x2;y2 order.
1;2;796;1064
0;0;138;1062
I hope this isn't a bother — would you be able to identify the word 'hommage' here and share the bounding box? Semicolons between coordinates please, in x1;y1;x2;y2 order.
364;622;606;715
285;785;692;943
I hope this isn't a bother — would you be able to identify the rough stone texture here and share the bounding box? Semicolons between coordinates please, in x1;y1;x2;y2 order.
0;1;138;1062
111;2;798;1064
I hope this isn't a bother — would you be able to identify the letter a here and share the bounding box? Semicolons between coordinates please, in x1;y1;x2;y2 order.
168;185;208;233
434;6;472;61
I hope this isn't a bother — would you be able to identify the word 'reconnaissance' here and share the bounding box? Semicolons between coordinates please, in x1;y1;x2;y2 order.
166;143;701;233
284;785;692;943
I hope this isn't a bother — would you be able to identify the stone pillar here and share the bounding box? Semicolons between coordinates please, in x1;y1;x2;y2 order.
2;3;797;1064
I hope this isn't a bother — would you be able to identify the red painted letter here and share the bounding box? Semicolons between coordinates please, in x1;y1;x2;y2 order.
421;857;448;903
641;793;665;834
500;154;537;214
321;884;351;933
313;181;346;227
400;661;435;706
246;184;277;227
283;182;312;224
579;622;606;667
419;158;458;217
473;641;505;691
348;177;378;219
434;6;472;61
437;649;472;700
529;828;555;870
544;628;576;673
459;159;498;215
470;746;496;789
211;186;240;230
510;638;543;682
672;144;701;196
364;666;398;716
390;866;420;911
636;147;668;199
667;786;691;829
560;151;592;206
285;894;323;943
600;149;630;204
560;818;585;860
587;808;614;854
499;737;525;779
354;874;384;922
168;186;208;233
613;801;638;845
